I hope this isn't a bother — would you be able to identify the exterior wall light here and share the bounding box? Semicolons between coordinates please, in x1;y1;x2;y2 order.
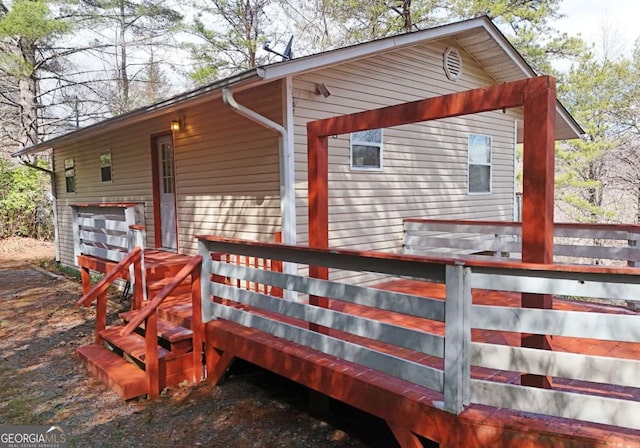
315;83;331;98
170;118;182;132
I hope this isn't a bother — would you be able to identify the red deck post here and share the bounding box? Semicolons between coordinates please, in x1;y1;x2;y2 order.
81;266;91;295
307;131;330;332
521;77;556;388
132;256;144;310
306;76;559;396
95;293;107;345
145;311;160;398
191;261;203;382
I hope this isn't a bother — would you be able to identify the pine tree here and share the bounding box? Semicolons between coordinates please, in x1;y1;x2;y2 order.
0;0;71;149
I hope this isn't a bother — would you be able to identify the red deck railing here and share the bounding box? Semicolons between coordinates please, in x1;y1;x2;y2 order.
196;234;640;438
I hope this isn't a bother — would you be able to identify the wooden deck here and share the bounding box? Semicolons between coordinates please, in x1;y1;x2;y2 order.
75;239;640;445
71;198;640;445
197;236;640;448
373;279;640;445
203;278;640;447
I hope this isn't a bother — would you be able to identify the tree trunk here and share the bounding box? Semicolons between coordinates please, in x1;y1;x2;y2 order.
400;0;412;32
17;38;39;148
637;184;640;224
118;0;129;112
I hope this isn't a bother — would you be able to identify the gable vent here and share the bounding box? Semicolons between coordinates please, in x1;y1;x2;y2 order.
443;47;462;81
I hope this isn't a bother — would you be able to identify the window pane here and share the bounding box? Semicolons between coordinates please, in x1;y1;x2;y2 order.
352;129;382;144
352;145;381;168
469;165;490;193
100;153;111;167
161;143;175;193
469;134;491;164
65;175;75;193
100;152;112;182
64;158;76;192
101;166;112;182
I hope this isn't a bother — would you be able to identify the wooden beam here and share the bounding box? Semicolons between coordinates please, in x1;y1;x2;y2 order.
306;77;536;138
388;423;424;448
522;77;556;265
307;132;329;333
206;349;235;385
145;312;160;399
306;77;556;254
521;77;556;388
306;76;558;390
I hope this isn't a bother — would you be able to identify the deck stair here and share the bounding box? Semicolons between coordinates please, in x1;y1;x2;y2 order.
75;249;200;400
120;309;193;354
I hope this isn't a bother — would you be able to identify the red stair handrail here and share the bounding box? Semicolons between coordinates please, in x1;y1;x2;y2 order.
76;247;142;307
120;255;203;336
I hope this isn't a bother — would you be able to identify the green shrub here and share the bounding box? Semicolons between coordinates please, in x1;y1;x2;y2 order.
0;158;53;239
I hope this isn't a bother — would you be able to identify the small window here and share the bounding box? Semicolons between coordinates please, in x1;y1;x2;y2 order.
64;158;75;193
100;151;112;182
468;134;491;194
350;129;383;170
160;142;174;193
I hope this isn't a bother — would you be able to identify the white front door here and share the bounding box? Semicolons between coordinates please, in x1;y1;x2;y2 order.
157;136;177;250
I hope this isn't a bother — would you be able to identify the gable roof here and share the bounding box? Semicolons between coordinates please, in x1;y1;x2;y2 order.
12;16;582;158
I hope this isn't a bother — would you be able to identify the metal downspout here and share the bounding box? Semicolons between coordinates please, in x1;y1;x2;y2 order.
222;88;298;297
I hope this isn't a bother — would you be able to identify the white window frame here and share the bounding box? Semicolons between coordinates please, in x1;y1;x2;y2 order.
350;129;383;171
467;133;492;195
100;150;112;183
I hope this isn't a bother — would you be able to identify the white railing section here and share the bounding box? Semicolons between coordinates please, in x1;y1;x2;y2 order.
197;235;640;430
469;265;640;429
403;219;640;266
72;203;146;262
198;237;468;413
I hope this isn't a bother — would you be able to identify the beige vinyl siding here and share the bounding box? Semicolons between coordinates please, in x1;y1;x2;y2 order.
54;116;168;267
293;38;518;260
54;80;283;266
174;81;283;255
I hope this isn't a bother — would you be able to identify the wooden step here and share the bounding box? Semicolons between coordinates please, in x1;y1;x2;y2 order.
76;344;147;400
147;276;192;297
157;293;193;328
99;326;175;363
120;310;193;354
143;251;190;281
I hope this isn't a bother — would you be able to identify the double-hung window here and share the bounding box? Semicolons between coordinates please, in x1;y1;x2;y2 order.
350;129;383;171
468;134;491;194
100;151;112;183
64;159;75;193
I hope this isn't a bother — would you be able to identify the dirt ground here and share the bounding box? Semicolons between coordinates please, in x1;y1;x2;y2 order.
0;238;399;448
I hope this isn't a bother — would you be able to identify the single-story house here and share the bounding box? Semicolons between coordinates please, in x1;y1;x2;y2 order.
12;16;581;273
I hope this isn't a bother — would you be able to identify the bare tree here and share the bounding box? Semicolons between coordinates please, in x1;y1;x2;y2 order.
78;0;182;113
0;0;74;150
189;0;275;84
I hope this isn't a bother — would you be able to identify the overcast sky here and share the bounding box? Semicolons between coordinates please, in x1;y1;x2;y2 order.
556;0;640;57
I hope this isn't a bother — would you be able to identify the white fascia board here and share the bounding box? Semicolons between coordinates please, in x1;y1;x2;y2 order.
261;17;491;80
478;20;584;138
261;17;582;138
